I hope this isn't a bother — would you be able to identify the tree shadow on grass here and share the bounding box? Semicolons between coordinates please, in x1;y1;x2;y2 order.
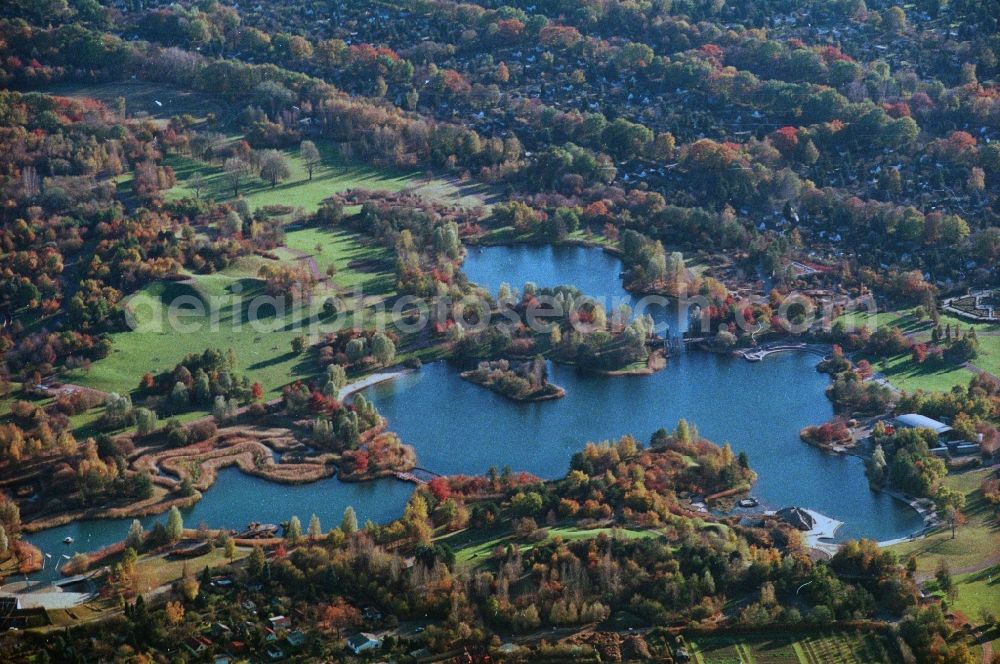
247;350;299;371
896;317;933;335
351;273;395;296
157;280;208;306
964;564;1000;584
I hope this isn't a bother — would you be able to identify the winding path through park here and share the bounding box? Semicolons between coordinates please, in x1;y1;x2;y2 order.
284;245;332;288
965;361;1000;384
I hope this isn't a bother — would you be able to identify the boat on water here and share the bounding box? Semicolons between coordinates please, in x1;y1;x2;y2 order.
63;537;74;544
738;497;759;508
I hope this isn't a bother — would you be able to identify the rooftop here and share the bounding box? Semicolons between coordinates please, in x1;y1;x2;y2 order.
894;413;952;435
347;632;381;649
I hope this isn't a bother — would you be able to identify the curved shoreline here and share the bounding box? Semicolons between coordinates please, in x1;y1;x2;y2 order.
17;371;416;546
338;368;412;401
466;234;621;258
733;348;928;552
21;489;204;534
591;348;668;376
874;489;941;547
739;343;933;548
19;417;411;536
15;345;925;568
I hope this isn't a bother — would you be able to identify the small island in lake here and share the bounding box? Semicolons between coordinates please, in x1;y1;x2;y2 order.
460;357;566;402
799;418;855;452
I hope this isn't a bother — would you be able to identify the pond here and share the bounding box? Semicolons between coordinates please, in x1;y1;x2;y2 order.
361;244;923;542
22;471;414;583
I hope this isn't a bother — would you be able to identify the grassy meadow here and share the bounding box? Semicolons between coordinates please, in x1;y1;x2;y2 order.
44;81;228;126
887;468;1000;576
278;225;396;295
64;263;374;397
688;630;894;664
163;139;489;212
945;565;1000;622
56;94;493;402
442;524;661;569
838;306;998;392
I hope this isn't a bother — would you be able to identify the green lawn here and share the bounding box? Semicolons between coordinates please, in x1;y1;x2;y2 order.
0;383;26;418
63;271;364;397
839;307;999;392
63;195;425;401
690;630;893;664
444;523;661;567
62;203;413;398
934;311;1000;335
164;140;487;213
40;83;492;405
839;308;997;339
278;226;395;294
972;334;1000;378
134;546;249;592
838;308;930;337
42;82;491;213
887;469;1000;576
875;353;976;393
948;565;1000;622
476;226;618;247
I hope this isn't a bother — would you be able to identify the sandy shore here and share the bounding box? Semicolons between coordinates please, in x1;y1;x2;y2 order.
338;369;411;401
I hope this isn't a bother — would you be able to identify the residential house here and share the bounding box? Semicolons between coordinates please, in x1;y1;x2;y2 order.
184;636;214;656
269;615;291;630
347;632;382;655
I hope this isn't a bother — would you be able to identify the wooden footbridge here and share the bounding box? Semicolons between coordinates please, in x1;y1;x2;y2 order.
393;467;442;485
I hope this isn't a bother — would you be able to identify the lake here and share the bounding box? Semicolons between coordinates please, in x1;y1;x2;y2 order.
363;244;921;542
22;471;414;583
21;243;920;581
464;244;689;335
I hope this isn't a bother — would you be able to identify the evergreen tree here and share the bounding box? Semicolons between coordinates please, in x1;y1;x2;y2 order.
325;364;348;393
308;513;322;538
702;570;716;594
212;395;227;422
126;519;144;550
935;559;955;599
171;382;190;412
194;370;211;404
676;419;691;444
166;506;184;542
285;515;302;543
341;506;358;535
